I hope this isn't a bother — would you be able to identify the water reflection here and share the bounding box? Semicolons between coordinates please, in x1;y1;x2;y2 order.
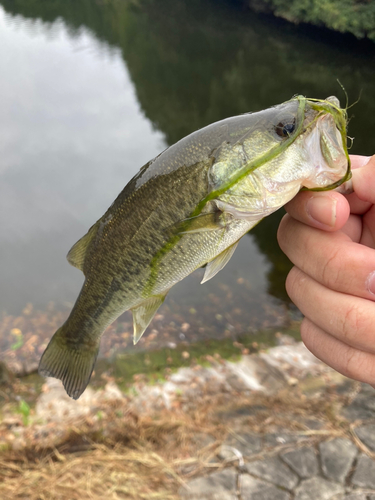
0;6;165;313
0;0;374;349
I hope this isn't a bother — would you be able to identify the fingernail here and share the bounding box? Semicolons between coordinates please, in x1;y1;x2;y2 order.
366;271;375;296
351;155;372;169
306;196;337;227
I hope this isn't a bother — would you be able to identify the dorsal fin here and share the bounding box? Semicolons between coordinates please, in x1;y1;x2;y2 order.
67;221;100;271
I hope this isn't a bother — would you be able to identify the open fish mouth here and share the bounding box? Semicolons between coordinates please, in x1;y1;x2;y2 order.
302;114;348;188
301;96;351;191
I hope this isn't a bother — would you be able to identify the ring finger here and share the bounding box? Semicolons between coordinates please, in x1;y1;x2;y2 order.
301;317;375;386
278;216;375;301
286;266;375;355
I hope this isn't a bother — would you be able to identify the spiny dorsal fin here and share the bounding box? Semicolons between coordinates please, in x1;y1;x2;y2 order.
201;241;239;284
131;292;168;345
67;221;100;271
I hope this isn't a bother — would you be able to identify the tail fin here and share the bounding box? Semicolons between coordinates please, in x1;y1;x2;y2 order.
38;326;99;400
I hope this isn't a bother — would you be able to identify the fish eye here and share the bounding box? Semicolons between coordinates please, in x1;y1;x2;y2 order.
275;118;296;138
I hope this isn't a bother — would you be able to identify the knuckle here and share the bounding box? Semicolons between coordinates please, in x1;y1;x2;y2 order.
319;246;342;289
277;215;293;252
285;267;305;304
300;319;315;351
344;351;375;386
343;348;357;379
341;302;365;340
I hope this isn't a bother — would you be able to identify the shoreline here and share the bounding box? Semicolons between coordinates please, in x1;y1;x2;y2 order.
242;0;375;43
1;334;375;498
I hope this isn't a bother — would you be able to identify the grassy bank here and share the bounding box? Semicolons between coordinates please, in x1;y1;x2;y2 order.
243;0;375;41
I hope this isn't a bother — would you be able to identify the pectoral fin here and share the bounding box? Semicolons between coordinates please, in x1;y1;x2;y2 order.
131;293;168;344
169;211;226;235
215;199;266;222
67;221;100;271
201;241;239;284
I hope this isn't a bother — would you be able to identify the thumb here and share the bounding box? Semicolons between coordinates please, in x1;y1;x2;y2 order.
350;155;375;210
350;155;373;170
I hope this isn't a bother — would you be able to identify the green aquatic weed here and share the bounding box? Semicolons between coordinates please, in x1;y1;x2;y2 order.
18;399;30;426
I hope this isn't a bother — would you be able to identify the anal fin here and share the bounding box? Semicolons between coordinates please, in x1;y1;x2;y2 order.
201;241;239;284
131;293;168;345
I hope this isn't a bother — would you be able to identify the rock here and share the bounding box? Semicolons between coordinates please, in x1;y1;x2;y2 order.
245;456;299;490
21;360;39;376
179;468;237;499
130;384;169;413
341;384;375;421
0;361;11;385
224;356;286;394
219;432;262;460
355;424;375;453
169;369;196;384
1;416;23;428
190;432;216;452
358;383;375;399
132;365;233;412
217;404;267;419
342;404;375;421
280;446;319;478
96;381;124;401
351;453;375;489
240;474;291;500
260;341;330;380
36;378;124;422
5;359;39;377
36;378;97;422
342;493;370;500
294;417;324;430
264;431;307;448
275;333;297;346
319;438;357;483
294;477;344;500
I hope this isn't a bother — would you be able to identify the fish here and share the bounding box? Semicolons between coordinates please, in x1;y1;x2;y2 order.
39;95;351;399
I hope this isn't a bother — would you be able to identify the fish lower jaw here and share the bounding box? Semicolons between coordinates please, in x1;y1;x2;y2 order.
303;171;335;189
302;113;347;190
302;162;348;189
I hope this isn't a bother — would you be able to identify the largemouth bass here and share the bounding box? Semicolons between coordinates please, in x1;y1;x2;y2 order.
39;95;351;399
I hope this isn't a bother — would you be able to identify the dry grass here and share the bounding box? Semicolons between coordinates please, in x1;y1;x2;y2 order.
0;397;224;500
0;377;361;500
0;446;182;500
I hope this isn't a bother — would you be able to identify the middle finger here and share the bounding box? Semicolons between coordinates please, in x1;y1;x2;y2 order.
286;267;375;355
278;215;375;301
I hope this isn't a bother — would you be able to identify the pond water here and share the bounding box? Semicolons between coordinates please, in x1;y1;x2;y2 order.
0;0;374;361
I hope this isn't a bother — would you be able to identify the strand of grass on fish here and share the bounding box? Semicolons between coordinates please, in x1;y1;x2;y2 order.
39;95;351;399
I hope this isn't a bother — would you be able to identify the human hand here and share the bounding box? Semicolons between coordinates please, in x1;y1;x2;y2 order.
277;155;375;385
